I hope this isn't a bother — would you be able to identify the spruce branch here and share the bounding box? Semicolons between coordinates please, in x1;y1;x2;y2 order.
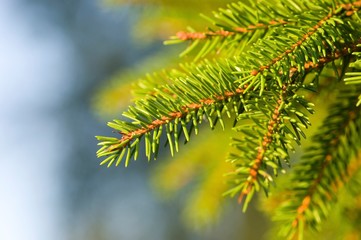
96;40;358;168
96;60;249;166
98;0;358;169
96;0;361;237
167;1;361;61
225;81;315;211
248;2;361;76
233;87;290;209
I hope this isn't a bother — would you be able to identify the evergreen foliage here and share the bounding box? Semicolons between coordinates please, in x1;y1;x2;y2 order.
96;0;361;238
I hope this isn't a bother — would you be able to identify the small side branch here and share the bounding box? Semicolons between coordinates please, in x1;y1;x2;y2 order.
238;86;286;205
108;87;247;153
250;1;361;76
175;19;287;41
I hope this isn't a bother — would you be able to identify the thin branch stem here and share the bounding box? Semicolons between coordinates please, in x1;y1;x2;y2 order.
238;85;286;204
176;19;287;40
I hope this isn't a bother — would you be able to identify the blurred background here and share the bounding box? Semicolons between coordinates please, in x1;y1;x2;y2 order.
0;0;270;239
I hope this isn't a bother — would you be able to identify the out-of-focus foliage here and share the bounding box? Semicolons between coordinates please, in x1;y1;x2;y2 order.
151;127;233;229
93;48;180;117
103;0;234;42
262;150;361;240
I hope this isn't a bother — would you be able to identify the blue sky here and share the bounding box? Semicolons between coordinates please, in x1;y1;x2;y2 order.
0;1;72;239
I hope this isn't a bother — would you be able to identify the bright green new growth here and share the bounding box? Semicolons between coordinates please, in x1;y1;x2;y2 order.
96;0;361;239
